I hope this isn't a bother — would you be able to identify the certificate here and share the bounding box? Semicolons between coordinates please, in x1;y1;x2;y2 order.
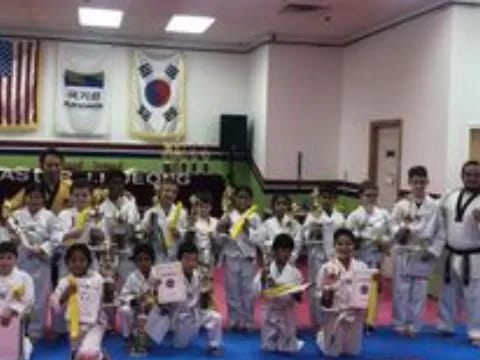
349;269;376;310
77;278;103;324
152;262;187;304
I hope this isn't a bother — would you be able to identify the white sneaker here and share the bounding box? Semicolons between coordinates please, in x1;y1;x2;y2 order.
297;339;305;351
470;338;480;347
23;337;33;360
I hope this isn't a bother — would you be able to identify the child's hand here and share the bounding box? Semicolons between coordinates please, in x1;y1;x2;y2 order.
89;227;105;245
65;228;84;242
216;218;231;234
324;271;338;287
396;227;410;245
68;282;78;297
32;245;47;258
152;278;161;289
403;214;414;224
320;289;334;308
168;225;179;238
421;251;434;262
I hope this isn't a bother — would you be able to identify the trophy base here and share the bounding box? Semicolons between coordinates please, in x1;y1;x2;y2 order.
130;350;148;357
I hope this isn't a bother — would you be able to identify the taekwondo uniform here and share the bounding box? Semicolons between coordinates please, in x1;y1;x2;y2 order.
302;209;344;327
437;188;480;343
391;195;443;334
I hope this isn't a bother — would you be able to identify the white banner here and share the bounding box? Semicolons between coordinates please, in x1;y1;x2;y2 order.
55;43;112;136
131;50;185;140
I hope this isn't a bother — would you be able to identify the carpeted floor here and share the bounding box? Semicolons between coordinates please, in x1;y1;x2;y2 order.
33;326;478;360
31;266;477;359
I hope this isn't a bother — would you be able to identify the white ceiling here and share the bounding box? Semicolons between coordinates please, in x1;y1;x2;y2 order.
0;0;454;50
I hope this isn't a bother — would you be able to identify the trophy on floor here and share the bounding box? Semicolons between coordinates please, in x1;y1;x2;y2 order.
129;311;148;356
130;293;152;356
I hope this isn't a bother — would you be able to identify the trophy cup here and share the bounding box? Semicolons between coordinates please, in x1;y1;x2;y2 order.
130;312;148;356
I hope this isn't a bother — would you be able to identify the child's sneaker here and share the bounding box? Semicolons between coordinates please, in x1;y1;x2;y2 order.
207;346;223;357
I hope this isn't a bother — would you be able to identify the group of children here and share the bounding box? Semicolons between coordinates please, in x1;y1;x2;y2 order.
0;161;478;359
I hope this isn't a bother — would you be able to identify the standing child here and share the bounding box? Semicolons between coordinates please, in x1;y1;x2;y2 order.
51;244;107;360
98;171;139;286
391;166;443;337
253;233;304;353
119;243;156;341
260;194;302;265
142;178;187;263
191;192;218;307
302;187;345;329
217;185;262;332
0;198;12;243
0;241;35;359
145;240;223;356
316;228;376;357
12;182;61;341
346;181;391;333
57;178;104;277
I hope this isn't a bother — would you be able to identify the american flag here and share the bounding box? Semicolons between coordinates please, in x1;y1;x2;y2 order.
0;39;39;130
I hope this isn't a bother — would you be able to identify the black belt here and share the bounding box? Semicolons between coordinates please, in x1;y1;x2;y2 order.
444;244;480;286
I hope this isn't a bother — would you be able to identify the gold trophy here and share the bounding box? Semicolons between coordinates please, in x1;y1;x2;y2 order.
129;288;154;356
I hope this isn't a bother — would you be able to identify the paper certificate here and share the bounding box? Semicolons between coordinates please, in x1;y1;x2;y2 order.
349;270;376;310
77;278;103;324
152;262;187;304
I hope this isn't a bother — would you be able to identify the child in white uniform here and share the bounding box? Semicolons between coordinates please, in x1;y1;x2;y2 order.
316;228;376;357
145;240;223;356
217;185;262;332
57;178;104;277
0;241;35;359
301;187;345;329
51;243;107;360
98;171;139;286
141;178;187;263
391;166;443;336
12;183;61;340
119;243;157;341
253;233;304;353
191;192;218;309
346;181;391;332
259;194;302;264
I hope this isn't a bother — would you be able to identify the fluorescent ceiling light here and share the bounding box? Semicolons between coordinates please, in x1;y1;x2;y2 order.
78;7;124;28
165;15;215;34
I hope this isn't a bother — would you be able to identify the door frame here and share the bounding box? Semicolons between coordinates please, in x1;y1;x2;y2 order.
468;125;480;161
368;119;403;198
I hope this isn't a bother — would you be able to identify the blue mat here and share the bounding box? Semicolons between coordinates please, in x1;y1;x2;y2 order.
32;326;479;360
